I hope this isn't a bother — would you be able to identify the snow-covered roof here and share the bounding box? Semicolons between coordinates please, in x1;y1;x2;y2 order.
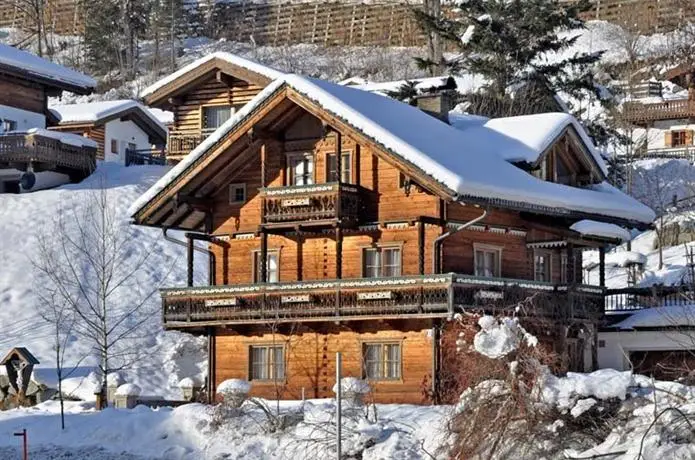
147;108;174;125
139;52;285;99
570;220;631;242
449;112;608;175
129;74;655;226
50;100;166;131
0;43;95;93
350;75;486;96
611;305;695;329
8;128;98;149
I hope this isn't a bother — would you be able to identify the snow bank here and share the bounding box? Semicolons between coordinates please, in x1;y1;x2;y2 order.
217;379;251;394
332;377;370;394
571;219;631;242
0;43;95;91
115;383;141;396
473;316;538;359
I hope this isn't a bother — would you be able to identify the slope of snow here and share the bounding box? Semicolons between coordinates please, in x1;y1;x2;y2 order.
130;75;654;225
0;43;96;91
0;163;207;400
612;305;695;329
571;219;631;242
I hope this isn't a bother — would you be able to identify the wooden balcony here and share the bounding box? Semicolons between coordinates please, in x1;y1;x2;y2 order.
0;131;96;178
623;99;695;123
161;274;606;329
167;133;205;160
125;148;167;166
260;182;362;227
605;285;695;312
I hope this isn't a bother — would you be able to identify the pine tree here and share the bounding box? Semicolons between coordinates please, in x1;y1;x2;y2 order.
414;0;616;146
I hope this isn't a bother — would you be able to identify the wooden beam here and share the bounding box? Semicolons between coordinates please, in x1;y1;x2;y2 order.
187;236;194;287
599;246;606;287
335;227;343;279
418;220;425;275
260;230;268;283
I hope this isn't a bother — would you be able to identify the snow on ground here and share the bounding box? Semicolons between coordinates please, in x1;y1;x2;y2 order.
0;163;207;400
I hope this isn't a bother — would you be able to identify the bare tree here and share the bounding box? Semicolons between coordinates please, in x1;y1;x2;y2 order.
33;180;169;407
10;0;54;57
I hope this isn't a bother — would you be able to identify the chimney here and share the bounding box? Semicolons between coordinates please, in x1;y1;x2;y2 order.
414;90;458;122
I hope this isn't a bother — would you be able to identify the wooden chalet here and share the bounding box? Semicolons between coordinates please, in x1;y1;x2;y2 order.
130;74;654;404
140;52;284;162
0;44;97;191
49;100;168;164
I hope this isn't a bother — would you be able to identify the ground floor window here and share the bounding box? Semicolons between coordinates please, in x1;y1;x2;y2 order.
249;345;285;381
363;342;401;380
363;247;401;278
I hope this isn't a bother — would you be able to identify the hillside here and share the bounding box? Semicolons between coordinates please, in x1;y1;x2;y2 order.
0;163;207;399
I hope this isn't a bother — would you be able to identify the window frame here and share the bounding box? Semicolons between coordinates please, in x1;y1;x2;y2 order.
228;183;247;205
201;104;233;134
1;118;17;132
671;129;689;147
361;341;403;381
326;150;353;183
286;152;315;186
252;249;280;283
533;249;553;282
248;344;285;382
560;252;568;284
473;243;503;278
361;244;403;278
110;139;118;154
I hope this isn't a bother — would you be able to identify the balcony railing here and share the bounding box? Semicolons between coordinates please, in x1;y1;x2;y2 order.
623;99;695;123
0;131;96;176
605;285;695;312
167;133;205;159
260;182;362;226
161;274;605;328
125;148;167;166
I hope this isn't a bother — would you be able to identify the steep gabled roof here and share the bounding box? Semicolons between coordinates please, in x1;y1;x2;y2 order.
0;347;40;365
129;75;654;227
140;52;285;106
50;100;168;145
448;112;608;176
0;44;95;95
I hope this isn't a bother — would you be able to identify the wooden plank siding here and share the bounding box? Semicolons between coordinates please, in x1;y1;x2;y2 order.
214;321;434;404
0;77;45;114
51;124;106;160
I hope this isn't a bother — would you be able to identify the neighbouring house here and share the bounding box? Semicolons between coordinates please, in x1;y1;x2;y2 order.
49;100;168;165
139;52;284;163
0;43;97;193
129;73;654;404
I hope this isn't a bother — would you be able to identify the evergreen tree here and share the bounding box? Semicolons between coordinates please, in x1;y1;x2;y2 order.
414;0;616;146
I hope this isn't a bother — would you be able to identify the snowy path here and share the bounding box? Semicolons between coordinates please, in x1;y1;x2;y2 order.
0;446;154;460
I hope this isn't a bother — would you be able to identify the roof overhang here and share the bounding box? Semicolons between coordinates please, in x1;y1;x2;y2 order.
0;62;94;95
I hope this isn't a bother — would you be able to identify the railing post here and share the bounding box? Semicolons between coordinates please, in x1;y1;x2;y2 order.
447;274;455;318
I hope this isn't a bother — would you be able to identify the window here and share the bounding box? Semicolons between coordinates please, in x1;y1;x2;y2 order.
249;345;284;381
110;139;118;154
202;105;232;133
327;151;352;183
363;343;401;380
474;245;502;277
288;153;314;186
229;183;246;204
254;251;279;283
534;250;552;282
363;247;401;278
671;130;689;147
1;119;17;133
560;252;568;284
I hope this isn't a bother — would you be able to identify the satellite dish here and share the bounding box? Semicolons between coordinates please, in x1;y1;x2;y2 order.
20;172;36;190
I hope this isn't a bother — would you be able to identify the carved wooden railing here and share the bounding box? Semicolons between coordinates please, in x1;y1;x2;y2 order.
167;133;205;158
623;99;695;122
161;274;605;327
261;182;362;225
0;132;96;175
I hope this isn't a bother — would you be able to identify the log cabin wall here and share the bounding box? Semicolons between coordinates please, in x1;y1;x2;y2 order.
0;76;45;114
214;320;434;404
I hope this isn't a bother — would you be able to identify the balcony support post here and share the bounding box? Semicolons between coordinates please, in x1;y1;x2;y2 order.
187;236;194;287
599;246;606;287
566;242;575;285
335;226;343;279
418;219;425;275
261;142;267;223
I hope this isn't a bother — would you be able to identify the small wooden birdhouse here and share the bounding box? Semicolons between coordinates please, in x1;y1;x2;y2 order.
1;347;39;398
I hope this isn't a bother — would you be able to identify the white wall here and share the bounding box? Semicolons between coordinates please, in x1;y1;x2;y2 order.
0;104;45;132
103;119;152;164
646;119;695;150
598;329;695;370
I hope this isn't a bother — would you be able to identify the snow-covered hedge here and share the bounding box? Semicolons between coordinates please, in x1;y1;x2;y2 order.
217;379;251;394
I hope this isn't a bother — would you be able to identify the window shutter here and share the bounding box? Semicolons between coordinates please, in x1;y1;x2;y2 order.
687;129;694;145
665;131;673;147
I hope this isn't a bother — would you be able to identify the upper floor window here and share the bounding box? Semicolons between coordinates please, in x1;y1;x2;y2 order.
327;151;352;183
254;251;279;283
560;252;568;284
202;105;232;133
363;342;401;380
534;250;552;282
288;153;314;186
249;345;284;381
229;183;246;204
363;246;401;278
474;244;502;278
1;119;17;133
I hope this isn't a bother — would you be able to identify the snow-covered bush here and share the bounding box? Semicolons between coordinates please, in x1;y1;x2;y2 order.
216;379;251;408
332;377;370;406
473;315;538;359
115;383;141;397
